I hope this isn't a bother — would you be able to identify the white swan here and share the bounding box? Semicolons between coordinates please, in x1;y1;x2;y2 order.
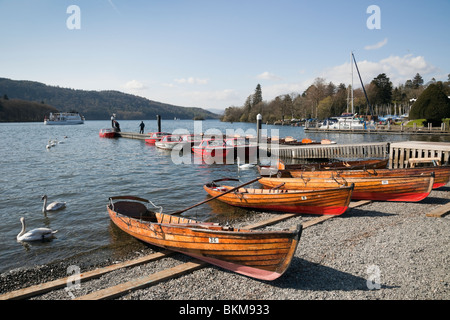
17;217;58;242
237;157;255;170
42;195;66;213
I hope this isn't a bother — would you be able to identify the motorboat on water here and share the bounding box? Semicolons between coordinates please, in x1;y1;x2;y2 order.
44;112;85;125
99;128;116;138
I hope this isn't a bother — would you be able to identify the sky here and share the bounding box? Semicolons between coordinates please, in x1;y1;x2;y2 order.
1;0;449;112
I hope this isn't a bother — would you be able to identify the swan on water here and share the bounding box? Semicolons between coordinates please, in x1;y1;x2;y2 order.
17;217;58;242
237;157;255;170
42;195;66;213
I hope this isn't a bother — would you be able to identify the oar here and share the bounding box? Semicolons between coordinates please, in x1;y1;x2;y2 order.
170;177;261;215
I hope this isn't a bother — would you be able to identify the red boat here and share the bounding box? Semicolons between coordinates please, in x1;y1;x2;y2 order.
99;128;116;138
225;137;258;161
192;138;234;163
145;132;171;145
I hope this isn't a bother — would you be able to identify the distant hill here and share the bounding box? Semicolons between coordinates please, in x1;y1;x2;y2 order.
0;98;58;122
0;78;220;121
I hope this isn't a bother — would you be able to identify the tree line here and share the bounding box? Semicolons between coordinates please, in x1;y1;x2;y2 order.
221;73;450;123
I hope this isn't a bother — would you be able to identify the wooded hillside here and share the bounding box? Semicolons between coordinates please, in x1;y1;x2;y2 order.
0;98;58;122
0;78;219;122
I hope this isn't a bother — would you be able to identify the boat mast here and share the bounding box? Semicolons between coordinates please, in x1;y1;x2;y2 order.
351;52;373;116
351;52;354;114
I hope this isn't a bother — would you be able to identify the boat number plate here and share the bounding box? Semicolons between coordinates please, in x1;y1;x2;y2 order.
209;237;219;244
382;180;389;185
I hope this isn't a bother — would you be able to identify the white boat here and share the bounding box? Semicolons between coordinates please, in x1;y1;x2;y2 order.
320;113;376;130
44;112;85;125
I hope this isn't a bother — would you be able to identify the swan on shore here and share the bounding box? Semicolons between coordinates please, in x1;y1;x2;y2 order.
42;195;66;213
17;217;58;242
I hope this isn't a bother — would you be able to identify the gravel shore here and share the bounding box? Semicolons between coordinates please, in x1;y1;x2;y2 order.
1;187;449;302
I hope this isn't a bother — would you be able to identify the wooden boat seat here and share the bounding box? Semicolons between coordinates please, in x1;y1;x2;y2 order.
408;157;441;168
113;201;157;222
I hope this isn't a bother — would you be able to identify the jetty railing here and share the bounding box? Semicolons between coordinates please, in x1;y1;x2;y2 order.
261;142;389;160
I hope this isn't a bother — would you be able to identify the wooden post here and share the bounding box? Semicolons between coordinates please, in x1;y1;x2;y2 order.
157;115;161;132
257;113;262;160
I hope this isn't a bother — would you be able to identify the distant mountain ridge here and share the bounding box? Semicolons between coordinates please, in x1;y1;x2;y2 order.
0;78;219;121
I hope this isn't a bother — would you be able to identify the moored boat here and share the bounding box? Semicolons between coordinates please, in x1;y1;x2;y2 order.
258;173;435;202
99;128;116;138
225;137;258;161
192;138;234;163
203;179;354;215
107;196;302;281
145;132;171;145
288;166;450;189
258;159;389;176
155;134;183;150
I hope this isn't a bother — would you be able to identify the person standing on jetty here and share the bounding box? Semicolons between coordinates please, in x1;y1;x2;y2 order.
139;121;145;134
111;114;116;128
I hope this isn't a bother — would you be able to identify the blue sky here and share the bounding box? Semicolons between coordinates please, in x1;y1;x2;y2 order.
1;0;449;112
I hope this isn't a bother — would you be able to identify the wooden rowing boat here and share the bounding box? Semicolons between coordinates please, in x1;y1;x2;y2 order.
258;159;388;176
258;173;435;202
203;179;354;215
288;166;450;189
107;196;302;281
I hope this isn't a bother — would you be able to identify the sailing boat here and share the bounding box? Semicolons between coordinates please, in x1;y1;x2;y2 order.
320;52;376;130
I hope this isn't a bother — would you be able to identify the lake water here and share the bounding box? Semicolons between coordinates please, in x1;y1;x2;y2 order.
0;119;448;273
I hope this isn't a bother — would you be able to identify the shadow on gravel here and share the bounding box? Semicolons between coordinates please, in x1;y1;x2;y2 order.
417;196;450;205
272;257;399;292
341;208;396;218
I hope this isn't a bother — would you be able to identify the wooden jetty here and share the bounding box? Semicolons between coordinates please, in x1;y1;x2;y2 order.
389;141;450;169
260;142;389;160
115;133;450;169
116;132;150;140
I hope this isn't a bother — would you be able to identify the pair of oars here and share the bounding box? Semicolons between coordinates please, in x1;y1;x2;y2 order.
170;177;261;216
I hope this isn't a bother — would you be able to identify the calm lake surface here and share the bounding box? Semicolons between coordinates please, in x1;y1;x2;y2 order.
0;119;448;273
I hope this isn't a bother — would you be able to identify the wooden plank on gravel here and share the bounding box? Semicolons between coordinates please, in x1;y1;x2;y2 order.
0;250;173;300
426;203;450;217
75;260;208;300
243;200;372;230
1;200;372;300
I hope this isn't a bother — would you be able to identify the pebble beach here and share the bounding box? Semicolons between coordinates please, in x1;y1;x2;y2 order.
1;186;449;302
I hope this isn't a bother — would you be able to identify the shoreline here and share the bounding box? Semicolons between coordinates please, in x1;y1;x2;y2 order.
1;187;449;300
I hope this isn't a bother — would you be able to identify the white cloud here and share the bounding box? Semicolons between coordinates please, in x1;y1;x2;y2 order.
186;89;240;102
123;80;146;91
364;38;388;50
174;77;209;85
257;71;282;81
318;54;439;87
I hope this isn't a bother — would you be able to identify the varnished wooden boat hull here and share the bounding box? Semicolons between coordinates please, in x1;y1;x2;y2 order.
203;184;354;215
289;166;450;189
258;159;389;176
259;173;434;202
107;196;302;281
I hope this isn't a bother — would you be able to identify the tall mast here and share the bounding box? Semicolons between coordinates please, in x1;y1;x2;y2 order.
352;52;373;116
351;52;354;114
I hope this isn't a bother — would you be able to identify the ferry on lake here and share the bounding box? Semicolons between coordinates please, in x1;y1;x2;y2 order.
44;112;85;125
